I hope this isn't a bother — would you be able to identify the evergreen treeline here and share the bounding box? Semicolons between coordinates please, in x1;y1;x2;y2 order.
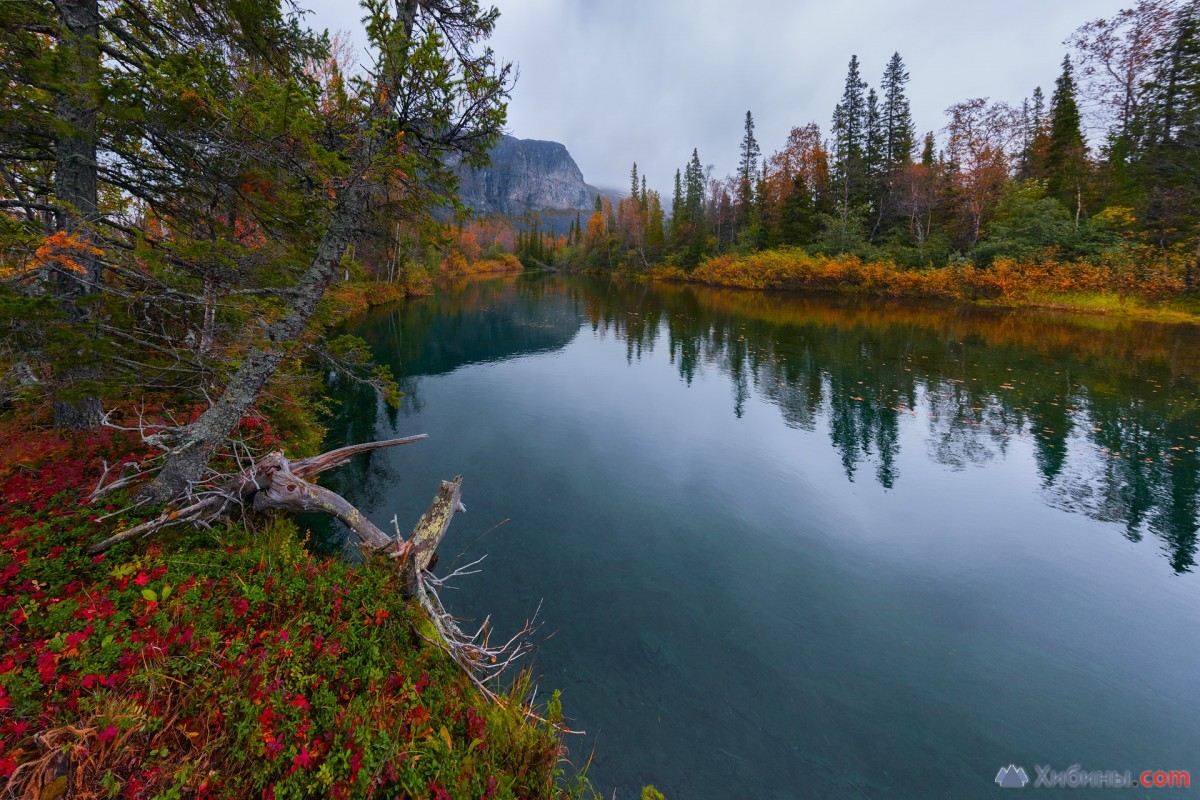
561;0;1200;285
0;0;509;492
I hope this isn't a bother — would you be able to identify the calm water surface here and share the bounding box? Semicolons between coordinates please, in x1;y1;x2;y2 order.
319;274;1200;799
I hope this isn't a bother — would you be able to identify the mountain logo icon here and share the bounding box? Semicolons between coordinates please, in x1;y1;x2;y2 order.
995;765;1030;789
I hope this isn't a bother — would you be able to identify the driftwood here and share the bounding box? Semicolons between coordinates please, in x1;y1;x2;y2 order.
85;435;457;597
85;430;550;718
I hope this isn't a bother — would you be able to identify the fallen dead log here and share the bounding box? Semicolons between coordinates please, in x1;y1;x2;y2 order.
86;435;454;596
85;432;557;729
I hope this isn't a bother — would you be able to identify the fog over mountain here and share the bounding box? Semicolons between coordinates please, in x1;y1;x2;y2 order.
450;135;602;217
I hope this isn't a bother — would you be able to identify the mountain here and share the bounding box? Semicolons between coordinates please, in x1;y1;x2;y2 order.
453;135;606;217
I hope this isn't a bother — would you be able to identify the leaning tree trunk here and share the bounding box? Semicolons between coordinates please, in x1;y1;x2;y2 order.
143;0;421;503
51;0;105;430
143;179;370;503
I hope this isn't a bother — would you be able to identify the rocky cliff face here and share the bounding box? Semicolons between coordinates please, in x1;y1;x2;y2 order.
454;135;598;215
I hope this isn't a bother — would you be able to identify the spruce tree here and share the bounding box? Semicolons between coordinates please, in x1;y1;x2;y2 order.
1136;0;1200;282
865;89;885;193
630;162;639;201
921;131;937;168
670;168;684;246
880;53;916;172
683;148;707;265
738;111;761;214
831;55;869;247
685;149;705;223
779;173;817;245
1046;56;1089;222
1020;86;1051;180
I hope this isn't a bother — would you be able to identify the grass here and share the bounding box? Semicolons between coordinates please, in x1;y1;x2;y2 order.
1011;291;1200;324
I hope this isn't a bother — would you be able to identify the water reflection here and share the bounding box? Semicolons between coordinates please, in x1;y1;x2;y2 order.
557;279;1200;574
333;275;1200;573
321;274;1200;797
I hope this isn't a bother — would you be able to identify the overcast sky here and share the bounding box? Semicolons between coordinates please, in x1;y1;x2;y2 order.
304;0;1130;193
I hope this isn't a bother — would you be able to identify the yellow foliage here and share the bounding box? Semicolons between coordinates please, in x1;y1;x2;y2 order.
440;252;523;276
681;248;1188;303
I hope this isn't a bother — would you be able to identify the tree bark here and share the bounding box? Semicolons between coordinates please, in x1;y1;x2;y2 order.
51;0;105;431
52;395;104;430
90;435;427;555
91;436;460;598
53;0;102;296
399;475;464;592
252;452;400;553
143;178;370;502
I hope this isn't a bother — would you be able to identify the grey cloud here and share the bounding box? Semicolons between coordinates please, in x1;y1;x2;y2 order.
304;0;1129;194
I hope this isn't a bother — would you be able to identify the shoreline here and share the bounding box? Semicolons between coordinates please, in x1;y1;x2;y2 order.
0;262;592;798
650;276;1200;326
560;254;1200;327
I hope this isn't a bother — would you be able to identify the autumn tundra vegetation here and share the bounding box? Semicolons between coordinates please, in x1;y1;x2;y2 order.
496;1;1200;321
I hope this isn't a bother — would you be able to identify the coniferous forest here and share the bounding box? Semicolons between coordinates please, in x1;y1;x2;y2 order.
503;1;1200;320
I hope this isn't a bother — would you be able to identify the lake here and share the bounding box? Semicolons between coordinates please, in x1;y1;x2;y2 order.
317;273;1200;798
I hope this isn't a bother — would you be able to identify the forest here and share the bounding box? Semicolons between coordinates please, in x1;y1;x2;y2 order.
490;0;1200;316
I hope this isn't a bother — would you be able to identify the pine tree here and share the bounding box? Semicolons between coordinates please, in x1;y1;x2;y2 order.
630;162;639;201
880;53;916;172
1046;56;1090;222
738;111;761;213
831;55;870;248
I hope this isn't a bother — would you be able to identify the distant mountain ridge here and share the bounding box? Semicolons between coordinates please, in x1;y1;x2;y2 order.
452;135;610;217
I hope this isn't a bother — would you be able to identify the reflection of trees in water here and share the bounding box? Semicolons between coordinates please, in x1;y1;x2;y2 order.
559;277;1200;573
315;276;587;547
322;274;1199;573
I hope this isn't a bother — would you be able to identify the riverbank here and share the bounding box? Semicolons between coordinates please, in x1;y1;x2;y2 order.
0;269;609;798
0;401;592;797
640;249;1200;326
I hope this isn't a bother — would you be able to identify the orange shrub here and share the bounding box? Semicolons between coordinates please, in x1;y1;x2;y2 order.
441;252;523;276
683;248;1191;304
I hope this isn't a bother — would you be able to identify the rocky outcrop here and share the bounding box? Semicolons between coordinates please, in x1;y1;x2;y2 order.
454;135;598;215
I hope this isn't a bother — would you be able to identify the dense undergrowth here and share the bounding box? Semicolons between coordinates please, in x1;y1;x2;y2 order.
0;404;590;799
647;248;1200;324
439;253;525;277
